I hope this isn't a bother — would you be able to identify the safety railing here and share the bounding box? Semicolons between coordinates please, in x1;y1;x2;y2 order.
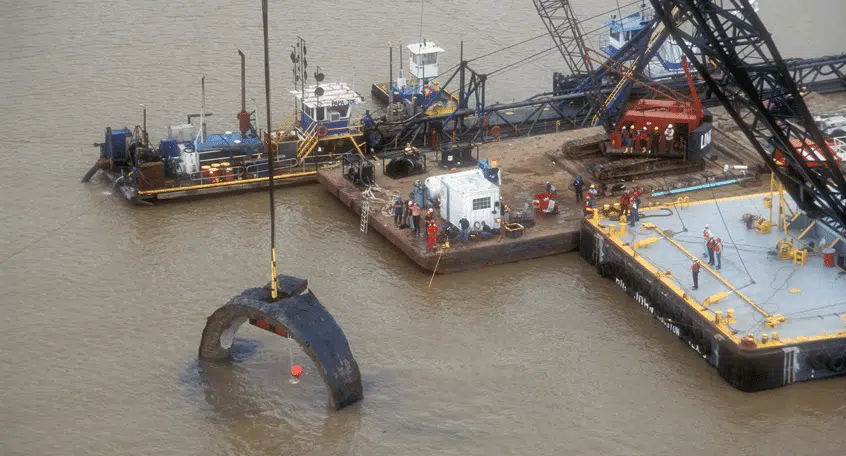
188;165;247;185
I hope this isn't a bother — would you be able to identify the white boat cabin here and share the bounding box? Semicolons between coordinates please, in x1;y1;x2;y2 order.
394;41;445;97
291;82;364;134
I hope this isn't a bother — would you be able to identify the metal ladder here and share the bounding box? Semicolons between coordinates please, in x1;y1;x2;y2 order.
360;203;369;233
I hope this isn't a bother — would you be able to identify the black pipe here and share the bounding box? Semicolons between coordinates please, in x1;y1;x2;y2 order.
81;163;100;183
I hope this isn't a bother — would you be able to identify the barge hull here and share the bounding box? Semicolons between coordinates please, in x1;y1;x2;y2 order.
579;194;846;391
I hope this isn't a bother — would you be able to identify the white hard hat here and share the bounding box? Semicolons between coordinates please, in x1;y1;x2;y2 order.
668;124;673;128
705;223;710;228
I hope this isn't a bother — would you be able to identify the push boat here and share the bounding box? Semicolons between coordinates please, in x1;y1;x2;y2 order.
82;51;367;204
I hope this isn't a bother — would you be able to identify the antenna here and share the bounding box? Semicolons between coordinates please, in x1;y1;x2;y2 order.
201;75;207;143
261;0;278;299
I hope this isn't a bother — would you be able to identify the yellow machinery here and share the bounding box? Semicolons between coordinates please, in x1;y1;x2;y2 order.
756;218;772;234
776;238;794;259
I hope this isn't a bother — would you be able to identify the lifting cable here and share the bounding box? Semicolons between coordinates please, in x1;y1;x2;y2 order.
466;0;644;65
463;0;645;78
0;196;111;267
709;185;755;284
658;175;689;233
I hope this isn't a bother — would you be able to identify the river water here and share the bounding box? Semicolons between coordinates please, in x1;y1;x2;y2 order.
2;0;846;455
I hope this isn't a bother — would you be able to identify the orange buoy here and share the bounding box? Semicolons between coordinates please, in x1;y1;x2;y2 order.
291;364;303;377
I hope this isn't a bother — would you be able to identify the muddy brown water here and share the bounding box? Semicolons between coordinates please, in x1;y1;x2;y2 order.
2;0;846;454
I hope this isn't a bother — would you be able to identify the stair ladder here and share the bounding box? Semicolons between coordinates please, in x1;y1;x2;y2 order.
296;122;321;165
360;203;369;233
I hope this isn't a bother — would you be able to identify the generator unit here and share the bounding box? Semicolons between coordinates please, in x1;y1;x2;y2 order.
438;142;477;168
343;153;375;187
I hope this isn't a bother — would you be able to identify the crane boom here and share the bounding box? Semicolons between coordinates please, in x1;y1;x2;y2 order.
649;0;846;235
532;0;593;77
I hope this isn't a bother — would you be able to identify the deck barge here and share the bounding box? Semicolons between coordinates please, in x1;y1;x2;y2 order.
317;131;600;273
580;191;846;391
317;127;768;274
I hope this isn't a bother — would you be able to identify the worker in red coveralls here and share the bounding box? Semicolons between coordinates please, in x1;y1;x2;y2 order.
583;196;594;217
620;192;629;217
426;219;439;251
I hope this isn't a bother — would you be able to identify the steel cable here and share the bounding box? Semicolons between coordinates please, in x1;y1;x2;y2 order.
709;185;755;284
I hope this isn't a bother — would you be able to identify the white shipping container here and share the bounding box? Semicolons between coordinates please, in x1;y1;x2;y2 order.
438;171;501;229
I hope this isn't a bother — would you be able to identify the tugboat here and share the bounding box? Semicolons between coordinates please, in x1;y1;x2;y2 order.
597;1;760;79
598;3;688;79
371;40;458;119
82;48;365;204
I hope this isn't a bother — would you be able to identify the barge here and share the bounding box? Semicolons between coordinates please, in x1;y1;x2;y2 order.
580;187;846;391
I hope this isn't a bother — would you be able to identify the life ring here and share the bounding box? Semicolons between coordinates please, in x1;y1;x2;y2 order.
317;125;329;137
423;85;433;97
473;221;482;230
490;125;501;138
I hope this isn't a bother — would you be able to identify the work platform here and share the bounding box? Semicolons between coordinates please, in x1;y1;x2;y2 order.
317;132;595;273
581;191;846;391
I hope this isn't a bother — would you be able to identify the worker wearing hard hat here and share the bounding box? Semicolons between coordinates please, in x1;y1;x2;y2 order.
664;124;675;153
572;175;584;202
650;126;660;153
703;224;713;258
546;181;557;197
588;184;598;208
691;259;701;290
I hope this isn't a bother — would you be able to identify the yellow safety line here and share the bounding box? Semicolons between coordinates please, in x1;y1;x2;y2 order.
137;171;317;195
657;230;769;317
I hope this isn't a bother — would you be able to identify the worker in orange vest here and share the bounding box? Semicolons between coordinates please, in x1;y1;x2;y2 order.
714;237;723;270
702;224;713;258
691;259;701;290
707;237;717;266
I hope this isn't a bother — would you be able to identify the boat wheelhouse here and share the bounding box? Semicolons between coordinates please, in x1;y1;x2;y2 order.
598;5;688;79
291;82;363;135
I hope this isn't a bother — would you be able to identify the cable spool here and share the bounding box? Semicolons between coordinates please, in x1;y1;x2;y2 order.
316;125;329;137
490;125;501;138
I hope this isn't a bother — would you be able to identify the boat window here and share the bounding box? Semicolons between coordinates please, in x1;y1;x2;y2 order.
316;106;325;121
326;104;349;121
610;30;620;41
625;31;631;41
414;53;438;66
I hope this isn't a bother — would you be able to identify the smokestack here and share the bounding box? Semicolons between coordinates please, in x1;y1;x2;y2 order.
237;50;250;138
239;50;246;112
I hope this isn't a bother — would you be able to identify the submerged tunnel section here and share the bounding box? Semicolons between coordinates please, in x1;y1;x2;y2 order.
199;275;363;410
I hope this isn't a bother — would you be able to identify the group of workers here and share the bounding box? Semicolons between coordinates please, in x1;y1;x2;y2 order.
393;195;433;239
619;123;677;154
691;223;724;290
570;176;599;203
618;190;642;226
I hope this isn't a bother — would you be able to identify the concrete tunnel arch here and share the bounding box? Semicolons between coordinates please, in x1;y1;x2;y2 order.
199;275;363;410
